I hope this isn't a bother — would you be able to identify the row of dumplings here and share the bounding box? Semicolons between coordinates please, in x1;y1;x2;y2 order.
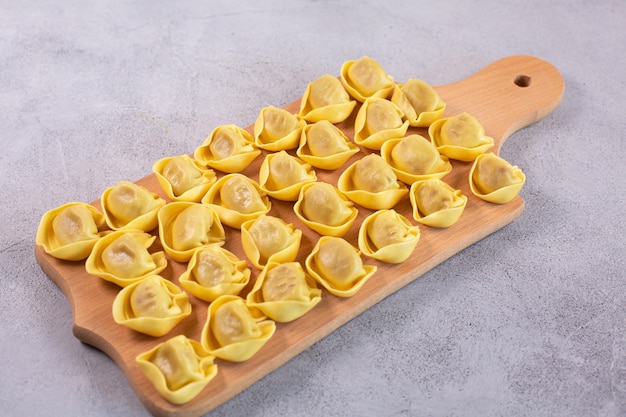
154;137;523;242
36;56;526;404
36;168;426;271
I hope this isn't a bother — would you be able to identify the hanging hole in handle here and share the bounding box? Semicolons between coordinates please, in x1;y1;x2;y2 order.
514;75;531;87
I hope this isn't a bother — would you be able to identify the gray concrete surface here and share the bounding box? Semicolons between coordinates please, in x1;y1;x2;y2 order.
1;1;625;416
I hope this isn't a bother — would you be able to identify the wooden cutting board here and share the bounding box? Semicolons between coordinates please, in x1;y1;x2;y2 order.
35;55;564;417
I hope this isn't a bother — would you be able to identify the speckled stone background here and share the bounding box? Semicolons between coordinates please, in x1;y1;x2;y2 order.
1;1;625;416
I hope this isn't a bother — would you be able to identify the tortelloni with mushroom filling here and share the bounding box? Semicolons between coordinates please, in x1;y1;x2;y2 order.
36;202;105;261
340;56;395;102
469;153;526;204
246;262;322;322
390;79;446;127
194;124;261;173
358;209;421;264
201;174;271;229
296;120;360;170
337;153;408;210
101;181;165;231
157;202;225;262
179;245;251;302
253;106;306;151
305;236;377;297
201;295;276;362
294;182;358;237
241;215;302;270
85;230;167;287
112;275;191;337
429;112;494;162
136;335;218;405
258;151;317;201
152;155;216;202
409;179;468;228
298;74;357;123
353;97;409;150
380;134;452;184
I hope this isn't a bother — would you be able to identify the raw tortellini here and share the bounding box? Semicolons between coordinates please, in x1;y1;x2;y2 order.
380;134;452;184
253;106;306;151
358;209;421;264
353;97;409;150
429;112;494;161
298;74;357;123
101;181;165;231
469;152;526;203
85;230;167;287
390;79;446;127
201;295;276;362
157;202;225;262
305;236;377;297
297;120;360;170
246;262;322;322
258;150;317;201
152;154;216;202
340;56;395;102
112;275;191;337
201;174;271;229
136;335;218;405
36;202;105;261
241;215;302;269
337;153;407;210
409;179;468;228
194;124;261;173
294;182;358;237
179;245;251;302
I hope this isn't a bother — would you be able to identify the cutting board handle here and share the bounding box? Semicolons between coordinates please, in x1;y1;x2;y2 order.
436;55;565;153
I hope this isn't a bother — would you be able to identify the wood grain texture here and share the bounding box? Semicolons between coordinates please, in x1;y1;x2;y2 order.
35;55;564;417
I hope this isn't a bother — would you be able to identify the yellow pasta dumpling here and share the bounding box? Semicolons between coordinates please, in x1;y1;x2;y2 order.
380;134;452;184
179;245;251;302
136;335;218;405
241;215;302;269
340;56;395;102
194;124;261;174
246;262;322;322
305;236;377;297
36;202;105;261
353;97;409;150
101;180;165;231
261;263;311;303
201;174;271;229
112;275;191;337
253;106;306;151
390;79;445;127
469;153;526;203
293;182;358;237
358;209;420;264
201;295;276;362
296;120;360;170
409;179;468;228
258;150;317;201
298;74;357;123
152;155;216;202
157;202;225;262
429;113;494;161
85;230;167;287
337;153;407;210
